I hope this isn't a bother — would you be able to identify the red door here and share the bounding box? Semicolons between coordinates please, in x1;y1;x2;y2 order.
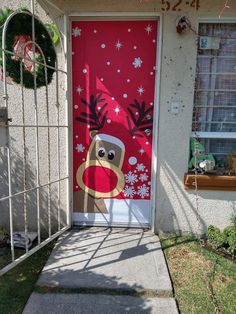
72;20;158;226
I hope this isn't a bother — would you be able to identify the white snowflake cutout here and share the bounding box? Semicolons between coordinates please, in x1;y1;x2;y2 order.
114;105;121;115
115;40;123;50
123;185;136;198
139;173;148;182
137;184;150;199
136;163;145;172
132;57;143;69
137;86;145;96
76;85;83;95
76;144;85;153
72;27;82;37
125;171;138;185
145;24;152;35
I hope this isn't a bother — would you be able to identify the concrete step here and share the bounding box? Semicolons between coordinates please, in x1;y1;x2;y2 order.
23;228;178;314
23;293;179;314
37;228;173;292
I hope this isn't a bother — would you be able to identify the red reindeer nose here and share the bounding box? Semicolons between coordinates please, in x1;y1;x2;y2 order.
82;165;118;194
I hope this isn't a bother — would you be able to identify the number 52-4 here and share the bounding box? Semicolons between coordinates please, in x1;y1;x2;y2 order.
161;0;200;12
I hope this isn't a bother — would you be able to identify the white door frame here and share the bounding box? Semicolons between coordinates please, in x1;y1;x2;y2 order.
66;12;163;231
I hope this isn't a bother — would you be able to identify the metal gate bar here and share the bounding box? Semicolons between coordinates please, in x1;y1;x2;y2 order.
20;50;29;252
31;2;41;245
0;177;69;203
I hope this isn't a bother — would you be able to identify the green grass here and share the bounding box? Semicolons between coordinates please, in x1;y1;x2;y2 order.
161;236;236;314
0;241;55;314
1;236;235;314
0;247;25;270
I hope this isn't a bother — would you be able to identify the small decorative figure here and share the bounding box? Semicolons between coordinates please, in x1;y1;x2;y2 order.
199;160;215;172
227;153;236;174
188;138;215;172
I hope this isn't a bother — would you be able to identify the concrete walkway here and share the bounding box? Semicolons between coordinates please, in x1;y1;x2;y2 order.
23;228;178;314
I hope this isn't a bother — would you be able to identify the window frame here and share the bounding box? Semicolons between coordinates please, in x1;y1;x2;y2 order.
191;19;236;158
186;19;236;190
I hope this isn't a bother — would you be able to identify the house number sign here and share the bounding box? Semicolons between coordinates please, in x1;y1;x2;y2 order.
161;0;200;11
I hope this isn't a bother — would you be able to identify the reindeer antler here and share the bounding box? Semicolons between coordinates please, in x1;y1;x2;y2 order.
126;99;153;138
76;94;108;131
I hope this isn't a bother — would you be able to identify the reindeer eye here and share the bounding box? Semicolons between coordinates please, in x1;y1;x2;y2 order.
108;150;115;160
98;147;105;158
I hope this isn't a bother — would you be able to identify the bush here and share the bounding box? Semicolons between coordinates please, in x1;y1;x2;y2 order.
207;225;224;248
223;226;236;254
231;215;236;228
207;217;236;256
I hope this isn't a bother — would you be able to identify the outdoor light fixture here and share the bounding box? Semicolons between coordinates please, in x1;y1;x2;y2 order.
176;16;189;34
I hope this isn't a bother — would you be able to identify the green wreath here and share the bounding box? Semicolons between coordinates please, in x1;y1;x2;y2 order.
0;9;56;89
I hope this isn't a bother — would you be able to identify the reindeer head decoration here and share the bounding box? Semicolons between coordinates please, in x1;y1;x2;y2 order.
75;95;153;199
76;94;125;198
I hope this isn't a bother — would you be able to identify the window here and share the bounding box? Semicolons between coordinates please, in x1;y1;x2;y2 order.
192;22;236;168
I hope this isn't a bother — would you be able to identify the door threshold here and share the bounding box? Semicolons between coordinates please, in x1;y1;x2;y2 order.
73;221;150;229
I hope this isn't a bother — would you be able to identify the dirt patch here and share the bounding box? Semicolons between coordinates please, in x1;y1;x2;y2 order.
168;247;212;274
213;272;233;288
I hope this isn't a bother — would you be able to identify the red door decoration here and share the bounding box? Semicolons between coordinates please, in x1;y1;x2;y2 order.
72;20;158;225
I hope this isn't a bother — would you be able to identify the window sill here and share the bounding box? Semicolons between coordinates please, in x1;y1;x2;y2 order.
184;173;236;191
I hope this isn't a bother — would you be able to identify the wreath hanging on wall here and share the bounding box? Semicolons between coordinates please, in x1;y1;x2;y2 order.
0;8;57;89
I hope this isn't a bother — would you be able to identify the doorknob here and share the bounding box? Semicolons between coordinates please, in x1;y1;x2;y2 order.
145;129;151;136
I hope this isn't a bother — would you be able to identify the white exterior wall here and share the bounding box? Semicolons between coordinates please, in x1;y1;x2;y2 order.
1;0;235;234
155;8;236;235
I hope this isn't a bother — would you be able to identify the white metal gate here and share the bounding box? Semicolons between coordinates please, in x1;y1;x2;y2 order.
0;2;70;275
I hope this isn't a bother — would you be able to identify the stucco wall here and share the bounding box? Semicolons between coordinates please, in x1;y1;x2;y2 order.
155;6;236;235
2;0;235;235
